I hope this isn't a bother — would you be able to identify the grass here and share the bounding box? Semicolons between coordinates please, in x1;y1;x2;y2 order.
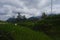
0;23;52;40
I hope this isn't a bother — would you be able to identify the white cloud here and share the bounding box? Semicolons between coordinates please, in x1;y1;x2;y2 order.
0;0;60;20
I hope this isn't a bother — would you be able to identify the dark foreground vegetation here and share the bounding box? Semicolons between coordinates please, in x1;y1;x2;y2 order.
0;13;60;40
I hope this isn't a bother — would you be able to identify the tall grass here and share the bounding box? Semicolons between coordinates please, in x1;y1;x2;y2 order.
0;23;52;40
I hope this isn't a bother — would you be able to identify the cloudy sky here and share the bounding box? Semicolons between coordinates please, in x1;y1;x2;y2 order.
0;0;60;20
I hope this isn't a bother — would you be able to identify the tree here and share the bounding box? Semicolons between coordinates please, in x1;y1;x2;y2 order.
41;12;47;18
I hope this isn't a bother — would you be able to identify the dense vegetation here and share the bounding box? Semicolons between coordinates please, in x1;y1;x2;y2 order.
0;24;52;40
0;13;60;40
33;14;60;40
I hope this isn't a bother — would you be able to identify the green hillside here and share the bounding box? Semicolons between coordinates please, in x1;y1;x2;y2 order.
33;14;60;40
0;24;52;40
0;14;60;40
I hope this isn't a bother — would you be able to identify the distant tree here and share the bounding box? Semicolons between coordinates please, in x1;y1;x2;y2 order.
16;12;22;22
7;12;30;23
16;12;27;22
17;12;21;19
23;15;26;20
41;12;47;19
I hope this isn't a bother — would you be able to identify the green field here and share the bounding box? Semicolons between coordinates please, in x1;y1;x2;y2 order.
0;24;52;40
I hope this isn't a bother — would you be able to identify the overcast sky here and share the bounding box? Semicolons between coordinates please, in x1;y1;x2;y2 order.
0;0;60;20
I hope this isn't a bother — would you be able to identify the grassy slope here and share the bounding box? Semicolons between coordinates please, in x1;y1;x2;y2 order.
0;24;52;40
34;15;60;40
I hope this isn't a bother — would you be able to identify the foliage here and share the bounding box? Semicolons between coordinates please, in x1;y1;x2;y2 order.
0;24;52;40
41;12;47;18
33;14;60;40
1;13;60;40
